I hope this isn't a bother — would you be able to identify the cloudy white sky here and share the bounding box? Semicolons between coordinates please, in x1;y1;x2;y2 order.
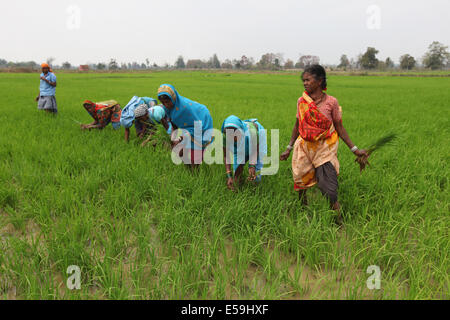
1;0;449;66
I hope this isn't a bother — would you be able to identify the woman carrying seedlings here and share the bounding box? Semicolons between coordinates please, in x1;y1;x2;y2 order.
120;96;159;142
80;100;122;130
280;64;368;224
222;115;267;191
157;84;214;166
132;104;171;147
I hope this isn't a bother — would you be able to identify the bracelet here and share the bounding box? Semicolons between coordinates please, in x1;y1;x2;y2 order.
226;171;232;179
248;164;256;169
351;146;358;153
286;144;293;150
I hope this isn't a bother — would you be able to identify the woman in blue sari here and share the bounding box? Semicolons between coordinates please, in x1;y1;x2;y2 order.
221;115;267;190
157;84;214;166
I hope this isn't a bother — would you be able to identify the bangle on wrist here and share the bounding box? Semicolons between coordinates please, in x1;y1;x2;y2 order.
351;145;358;153
286;144;293;150
249;164;256;169
226;171;232;179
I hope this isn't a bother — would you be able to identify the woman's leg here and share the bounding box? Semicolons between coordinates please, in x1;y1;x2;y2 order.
315;162;342;224
234;164;245;186
298;189;308;206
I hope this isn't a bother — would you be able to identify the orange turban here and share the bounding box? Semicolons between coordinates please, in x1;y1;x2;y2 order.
41;63;53;72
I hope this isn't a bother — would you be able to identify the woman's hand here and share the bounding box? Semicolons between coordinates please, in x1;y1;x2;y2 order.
171;136;183;148
226;177;234;190
248;166;256;181
354;149;368;158
280;149;292;161
355;149;370;172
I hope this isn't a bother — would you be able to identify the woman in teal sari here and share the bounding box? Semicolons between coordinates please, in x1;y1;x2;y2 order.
222;115;267;190
157;84;214;166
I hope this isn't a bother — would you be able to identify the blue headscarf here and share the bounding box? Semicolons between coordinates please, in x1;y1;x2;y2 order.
158;84;213;150
120;96;157;129
221;115;267;174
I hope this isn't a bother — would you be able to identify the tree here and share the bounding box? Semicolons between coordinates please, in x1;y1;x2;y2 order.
399;54;416;70
239;55;254;69
257;53;283;70
108;59;118;70
62;61;71;69
274;58;280;69
210;54;221;68
422;41;449;70
338;54;350;69
221;59;233;69
0;59;8;66
175;56;185;69
295;55;320;69
284;59;294;69
385;57;394;69
186;59;204;69
46;57;55;66
96;63;106;70
358;47;379;69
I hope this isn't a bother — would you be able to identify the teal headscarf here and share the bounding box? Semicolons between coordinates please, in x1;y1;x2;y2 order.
149;105;165;123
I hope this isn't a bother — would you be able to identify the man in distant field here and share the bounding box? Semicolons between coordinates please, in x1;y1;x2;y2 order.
35;63;58;114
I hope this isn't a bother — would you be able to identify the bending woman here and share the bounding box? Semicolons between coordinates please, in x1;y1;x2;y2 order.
157;84;214;166
133;104;171;147
81;100;121;130
280;65;368;223
222;116;267;190
120;96;159;142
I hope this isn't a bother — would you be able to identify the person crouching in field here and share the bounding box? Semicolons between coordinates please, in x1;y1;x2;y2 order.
222;116;267;191
81;100;122;130
280;64;368;224
157;84;214;167
35;63;57;114
120;96;160;143
133;104;171;147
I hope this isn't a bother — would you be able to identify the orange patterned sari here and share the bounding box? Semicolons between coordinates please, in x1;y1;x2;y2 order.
292;92;340;190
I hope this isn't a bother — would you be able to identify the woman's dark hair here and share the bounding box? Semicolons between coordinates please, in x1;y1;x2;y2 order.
302;64;327;90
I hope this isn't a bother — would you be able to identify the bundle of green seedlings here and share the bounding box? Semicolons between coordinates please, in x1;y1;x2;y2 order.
355;133;397;172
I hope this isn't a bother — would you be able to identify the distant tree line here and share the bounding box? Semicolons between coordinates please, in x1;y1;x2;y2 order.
337;41;449;71
1;41;448;72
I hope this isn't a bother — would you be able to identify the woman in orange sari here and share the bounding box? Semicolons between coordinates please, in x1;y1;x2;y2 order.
280;65;368;224
80;100;122;130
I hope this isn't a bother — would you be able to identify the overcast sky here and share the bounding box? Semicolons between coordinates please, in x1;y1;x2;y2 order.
1;0;449;66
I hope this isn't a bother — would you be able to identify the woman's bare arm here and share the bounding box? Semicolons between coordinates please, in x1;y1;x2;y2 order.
280;118;299;161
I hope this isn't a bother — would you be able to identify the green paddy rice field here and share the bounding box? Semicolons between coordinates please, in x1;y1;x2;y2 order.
0;71;448;299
